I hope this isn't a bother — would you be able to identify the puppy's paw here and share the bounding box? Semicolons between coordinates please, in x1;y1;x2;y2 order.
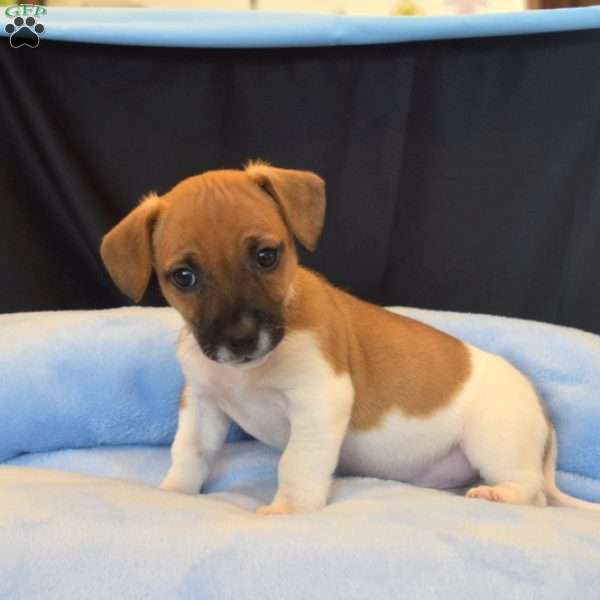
467;483;540;506
256;495;326;516
467;485;505;503
256;499;297;516
159;475;200;495
466;484;526;504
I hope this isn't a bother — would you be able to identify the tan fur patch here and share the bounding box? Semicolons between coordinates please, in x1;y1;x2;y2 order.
286;268;472;428
179;387;187;410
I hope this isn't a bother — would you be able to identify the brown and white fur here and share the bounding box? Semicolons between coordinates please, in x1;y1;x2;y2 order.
100;163;598;515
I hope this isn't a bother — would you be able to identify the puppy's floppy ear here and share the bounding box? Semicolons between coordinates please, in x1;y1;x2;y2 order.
100;193;161;302
245;162;326;252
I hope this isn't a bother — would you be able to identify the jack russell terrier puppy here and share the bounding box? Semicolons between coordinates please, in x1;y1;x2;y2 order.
101;163;598;515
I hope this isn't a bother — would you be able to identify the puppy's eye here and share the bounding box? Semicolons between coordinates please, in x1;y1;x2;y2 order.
170;267;198;290
256;247;279;270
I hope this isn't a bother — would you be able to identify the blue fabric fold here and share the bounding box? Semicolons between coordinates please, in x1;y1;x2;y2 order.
0;7;599;48
0;307;246;464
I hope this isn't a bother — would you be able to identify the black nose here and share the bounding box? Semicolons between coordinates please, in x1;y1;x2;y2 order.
225;333;258;356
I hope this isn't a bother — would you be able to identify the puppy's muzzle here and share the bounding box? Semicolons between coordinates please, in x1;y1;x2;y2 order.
197;311;284;366
225;332;259;357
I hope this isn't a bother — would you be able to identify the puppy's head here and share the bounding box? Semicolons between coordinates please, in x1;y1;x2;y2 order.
100;163;325;367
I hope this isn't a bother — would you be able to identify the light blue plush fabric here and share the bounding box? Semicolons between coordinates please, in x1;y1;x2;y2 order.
0;307;246;465
2;444;600;599
1;306;600;599
1;7;600;48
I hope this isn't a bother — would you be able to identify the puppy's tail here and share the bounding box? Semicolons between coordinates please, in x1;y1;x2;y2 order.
543;428;600;510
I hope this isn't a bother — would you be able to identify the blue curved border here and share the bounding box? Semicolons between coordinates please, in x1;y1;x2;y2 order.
1;7;599;48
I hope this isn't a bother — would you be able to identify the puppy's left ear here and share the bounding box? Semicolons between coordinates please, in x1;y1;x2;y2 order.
100;194;161;302
245;162;326;252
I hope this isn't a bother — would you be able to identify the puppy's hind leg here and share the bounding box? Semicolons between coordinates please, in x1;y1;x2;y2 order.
461;352;548;507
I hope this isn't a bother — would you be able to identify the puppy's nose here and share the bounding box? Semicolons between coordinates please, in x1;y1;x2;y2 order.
225;333;258;356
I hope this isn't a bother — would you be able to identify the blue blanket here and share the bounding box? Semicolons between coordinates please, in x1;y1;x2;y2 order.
1;306;600;599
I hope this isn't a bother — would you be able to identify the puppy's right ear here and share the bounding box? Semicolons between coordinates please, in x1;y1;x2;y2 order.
100;194;161;302
245;162;325;252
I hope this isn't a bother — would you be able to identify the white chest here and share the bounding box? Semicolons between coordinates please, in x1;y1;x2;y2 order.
217;384;291;450
178;329;321;451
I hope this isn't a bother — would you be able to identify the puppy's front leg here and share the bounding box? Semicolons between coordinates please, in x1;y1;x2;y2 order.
160;384;231;494
257;382;353;516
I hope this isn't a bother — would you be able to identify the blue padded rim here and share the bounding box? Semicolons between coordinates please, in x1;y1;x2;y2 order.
0;7;599;48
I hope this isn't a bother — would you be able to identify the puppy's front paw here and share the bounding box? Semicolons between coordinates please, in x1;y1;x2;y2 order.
256;499;297;516
159;474;200;495
256;495;325;516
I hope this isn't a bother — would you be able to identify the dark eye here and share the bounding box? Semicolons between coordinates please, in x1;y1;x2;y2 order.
170;267;198;290
256;247;279;270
